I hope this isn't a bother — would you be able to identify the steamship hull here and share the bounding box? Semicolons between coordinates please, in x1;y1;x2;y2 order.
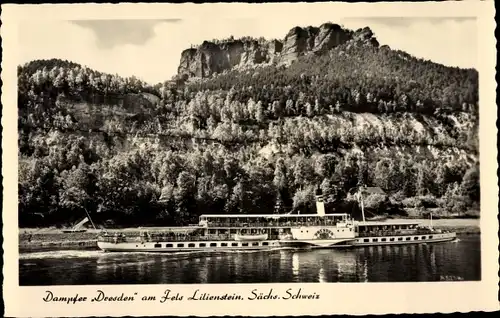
97;239;281;252
278;238;357;249
352;232;457;246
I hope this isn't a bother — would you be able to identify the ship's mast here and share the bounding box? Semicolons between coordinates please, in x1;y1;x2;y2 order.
352;186;366;223
359;189;366;223
84;208;97;230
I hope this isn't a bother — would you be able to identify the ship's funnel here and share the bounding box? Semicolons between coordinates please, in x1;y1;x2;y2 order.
316;195;326;216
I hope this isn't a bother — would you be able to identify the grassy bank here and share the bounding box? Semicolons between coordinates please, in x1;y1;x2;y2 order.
19;218;480;250
19;226;197;250
384;218;480;235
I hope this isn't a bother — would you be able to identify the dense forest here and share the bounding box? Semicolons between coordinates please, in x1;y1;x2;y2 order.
18;34;480;228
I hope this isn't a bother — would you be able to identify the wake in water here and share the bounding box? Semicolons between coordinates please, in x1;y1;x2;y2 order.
19;246;295;261
19;249;104;260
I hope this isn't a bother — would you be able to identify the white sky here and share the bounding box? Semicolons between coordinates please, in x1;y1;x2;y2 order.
18;17;477;85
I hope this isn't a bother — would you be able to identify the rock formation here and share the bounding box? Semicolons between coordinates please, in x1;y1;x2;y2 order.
176;22;379;79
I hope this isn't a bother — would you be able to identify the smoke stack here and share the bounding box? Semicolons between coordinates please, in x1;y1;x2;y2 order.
316;194;326;217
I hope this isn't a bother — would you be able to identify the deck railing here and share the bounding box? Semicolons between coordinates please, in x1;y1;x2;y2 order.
98;234;282;243
204;220;351;228
356;229;442;237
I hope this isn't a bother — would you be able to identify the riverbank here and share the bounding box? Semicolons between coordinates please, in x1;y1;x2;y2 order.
19;226;198;251
372;218;481;235
19;218;480;250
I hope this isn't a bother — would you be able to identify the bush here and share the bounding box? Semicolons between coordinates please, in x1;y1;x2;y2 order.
389;191;406;204
402;197;420;208
363;193;387;210
446;195;470;214
418;195;438;208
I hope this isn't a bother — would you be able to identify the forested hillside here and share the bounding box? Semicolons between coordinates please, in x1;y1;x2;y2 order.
18;25;480;228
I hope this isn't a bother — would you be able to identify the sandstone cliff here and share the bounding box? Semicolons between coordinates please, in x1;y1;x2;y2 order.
177;38;283;79
177;22;379;79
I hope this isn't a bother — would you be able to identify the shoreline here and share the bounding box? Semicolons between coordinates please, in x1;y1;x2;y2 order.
19;218;480;250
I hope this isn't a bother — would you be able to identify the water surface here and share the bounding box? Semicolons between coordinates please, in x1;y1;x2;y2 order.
19;234;480;285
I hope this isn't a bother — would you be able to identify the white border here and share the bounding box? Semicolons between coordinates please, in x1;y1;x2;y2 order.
2;2;498;316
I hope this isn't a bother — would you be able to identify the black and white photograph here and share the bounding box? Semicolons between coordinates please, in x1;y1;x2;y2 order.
2;2;498;317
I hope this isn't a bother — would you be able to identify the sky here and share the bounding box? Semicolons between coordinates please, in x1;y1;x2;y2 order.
18;16;477;85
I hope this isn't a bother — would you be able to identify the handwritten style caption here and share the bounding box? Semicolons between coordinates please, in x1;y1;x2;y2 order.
43;288;320;304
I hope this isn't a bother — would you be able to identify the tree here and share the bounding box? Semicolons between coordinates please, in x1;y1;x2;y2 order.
374;159;392;191
401;164;416;197
332;159;358;194
58;163;93;214
271;100;283;118
226;181;245;214
273;158;288;190
174;171;196;223
461;165;480;202
314;154;337;179
415;163;431;196
292;185;315;213
255;101;264;123
320;178;340;205
285;99;294;115
293;157;314;189
305;102;314;117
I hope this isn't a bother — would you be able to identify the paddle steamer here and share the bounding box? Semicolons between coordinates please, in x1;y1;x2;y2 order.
97;196;357;252
97;187;456;252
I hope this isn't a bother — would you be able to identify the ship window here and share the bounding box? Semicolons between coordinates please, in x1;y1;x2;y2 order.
421;236;426;240
166;243;173;247
177;243;184;247
199;243;206;247
231;243;238;247
373;238;378;242
363;239;369;242
414;237;419;240
188;243;196;247
221;243;228;247
262;242;269;246
429;235;433;239
390;238;395;242
210;243;217;247
406;237;411;241
242;243;249;246
398;238;403;241
154;244;162;248
252;242;259;246
381;238;386;242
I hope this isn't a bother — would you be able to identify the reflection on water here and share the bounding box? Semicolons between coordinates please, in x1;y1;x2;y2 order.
292;252;299;277
19;235;480;285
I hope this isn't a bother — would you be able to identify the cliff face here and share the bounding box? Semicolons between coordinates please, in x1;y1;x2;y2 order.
177;23;378;79
177;41;244;79
177;39;283;78
280;23;354;65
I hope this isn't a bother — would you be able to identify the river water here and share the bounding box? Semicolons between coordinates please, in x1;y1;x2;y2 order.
19;234;480;285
